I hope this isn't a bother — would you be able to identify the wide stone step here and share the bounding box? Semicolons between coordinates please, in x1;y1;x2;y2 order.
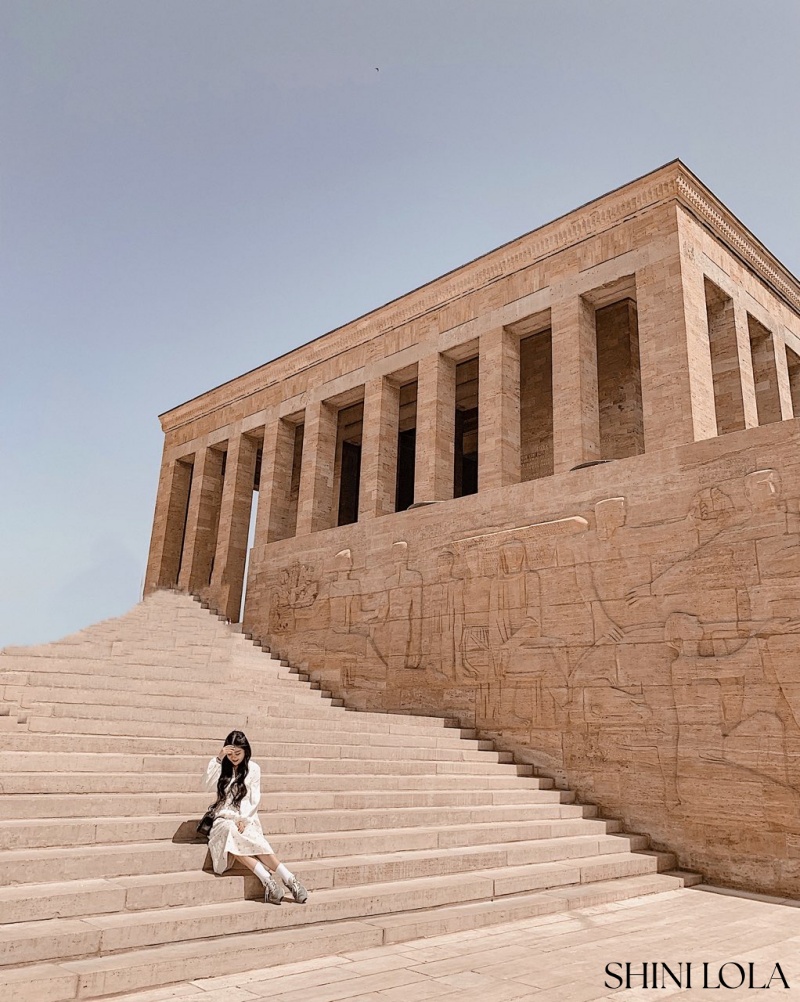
0;805;613;853
0;752;535;780
0;777;545;820
0;920;385;1002
23;721;495;753
0;801;621;857
23;702;468;736
0;833;653;923
0;768;553;799
2;731;507;760
17;697;445;729
0;817;616;885
0;874;687;1002
0;656;296;688
0;793;581;833
0;789;593;829
2;681;343;715
0;853;663;968
0;781;573;837
0;665;288;693
0;761;565;801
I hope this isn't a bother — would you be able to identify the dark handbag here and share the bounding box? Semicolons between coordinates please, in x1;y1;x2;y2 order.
197;807;216;838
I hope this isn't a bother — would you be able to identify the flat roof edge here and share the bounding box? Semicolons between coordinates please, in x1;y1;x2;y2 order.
158;160;800;431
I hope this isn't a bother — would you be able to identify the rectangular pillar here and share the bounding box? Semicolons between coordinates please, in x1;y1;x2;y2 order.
786;344;800;418
210;432;258;621
414;352;456;502
295;398;338;535
359;376;400;519
478;326;520;490
636;248;717;448
745;314;782;426
733;302;759;428
144;451;193;593
255;418;300;543
773;335;794;421
706;280;746;435
177;446;225;593
551;295;600;473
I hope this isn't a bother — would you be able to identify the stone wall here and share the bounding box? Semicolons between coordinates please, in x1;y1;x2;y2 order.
245;418;800;897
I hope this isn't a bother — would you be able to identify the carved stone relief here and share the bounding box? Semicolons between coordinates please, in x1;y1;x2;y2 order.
255;449;800;897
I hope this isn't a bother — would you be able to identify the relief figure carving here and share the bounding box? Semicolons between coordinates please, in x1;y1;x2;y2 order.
325;548;386;690
423;549;464;680
269;561;319;634
564;497;680;805
665;612;800;815
373;541;423;671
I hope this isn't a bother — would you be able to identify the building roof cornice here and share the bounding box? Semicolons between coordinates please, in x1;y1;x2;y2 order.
160;160;800;432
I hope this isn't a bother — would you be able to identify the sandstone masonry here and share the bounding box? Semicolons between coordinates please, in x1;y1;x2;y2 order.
145;161;800;898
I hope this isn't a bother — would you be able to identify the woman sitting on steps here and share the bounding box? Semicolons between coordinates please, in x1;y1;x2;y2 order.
202;729;308;905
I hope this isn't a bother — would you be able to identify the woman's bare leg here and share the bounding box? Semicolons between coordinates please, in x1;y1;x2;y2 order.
233;853;283;903
235;852;280;873
231;854;306;903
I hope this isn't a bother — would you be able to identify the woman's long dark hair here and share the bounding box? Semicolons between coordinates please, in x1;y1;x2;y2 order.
214;730;252;810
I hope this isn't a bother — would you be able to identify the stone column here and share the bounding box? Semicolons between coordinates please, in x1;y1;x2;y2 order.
295;398;338;535
478;326;520;490
414;352;456;502
636;247;717;449
551;294;600;473
359;376;400;519
255;417;299;543
177;445;225;593
733;300;758;429
144;450;193;594
209;432;259;621
774;335;794;421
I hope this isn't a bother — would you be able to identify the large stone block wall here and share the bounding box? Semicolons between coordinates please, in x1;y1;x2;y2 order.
245;418;800;897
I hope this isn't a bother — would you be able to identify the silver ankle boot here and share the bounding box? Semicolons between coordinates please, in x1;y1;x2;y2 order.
286;876;308;904
263;872;283;905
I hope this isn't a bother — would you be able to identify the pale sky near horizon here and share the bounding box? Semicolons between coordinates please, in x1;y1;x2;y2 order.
2;0;799;645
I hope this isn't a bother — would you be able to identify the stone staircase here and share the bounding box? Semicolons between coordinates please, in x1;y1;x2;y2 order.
0;590;695;1000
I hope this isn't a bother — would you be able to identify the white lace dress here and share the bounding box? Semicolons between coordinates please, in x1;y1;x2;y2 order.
202;757;274;874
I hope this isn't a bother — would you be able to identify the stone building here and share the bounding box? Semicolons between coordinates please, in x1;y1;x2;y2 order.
145;161;800;897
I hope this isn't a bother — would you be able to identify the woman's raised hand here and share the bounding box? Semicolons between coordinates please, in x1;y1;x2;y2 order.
219;745;236;760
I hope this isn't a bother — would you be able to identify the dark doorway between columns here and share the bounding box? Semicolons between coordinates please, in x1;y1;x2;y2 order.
286;423;304;537
336;402;364;526
206;447;227;586
454;358;478;498
239;445;262;623
172;458;194;586
395;380;418;511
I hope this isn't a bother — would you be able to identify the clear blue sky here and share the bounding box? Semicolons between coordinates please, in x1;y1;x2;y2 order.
2;1;798;645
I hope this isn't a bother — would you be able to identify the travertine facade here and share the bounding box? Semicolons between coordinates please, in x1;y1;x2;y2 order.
146;162;800;897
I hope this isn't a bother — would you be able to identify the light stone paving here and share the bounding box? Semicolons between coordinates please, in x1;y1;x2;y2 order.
110;887;800;1002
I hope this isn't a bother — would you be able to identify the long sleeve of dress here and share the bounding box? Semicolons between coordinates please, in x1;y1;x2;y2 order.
237;762;262;819
204;757;222;793
201;757;261;820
